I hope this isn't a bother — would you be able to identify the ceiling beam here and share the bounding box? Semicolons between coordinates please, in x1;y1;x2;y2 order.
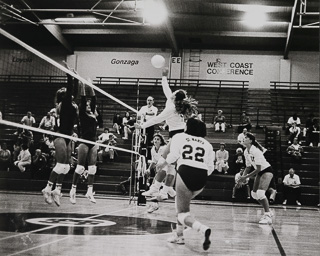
284;0;299;59
176;31;288;38
42;19;73;53
62;28;160;35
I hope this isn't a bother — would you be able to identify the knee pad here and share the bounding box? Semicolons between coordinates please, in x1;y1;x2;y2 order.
251;191;258;200
177;212;191;226
88;165;97;175
256;189;266;200
75;165;85;175
53;163;66;174
166;164;176;175
62;164;70;174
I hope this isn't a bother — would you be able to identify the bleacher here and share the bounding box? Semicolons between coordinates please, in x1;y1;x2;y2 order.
0;75;319;206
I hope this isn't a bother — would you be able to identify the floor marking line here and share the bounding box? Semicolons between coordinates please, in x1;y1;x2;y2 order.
271;225;286;256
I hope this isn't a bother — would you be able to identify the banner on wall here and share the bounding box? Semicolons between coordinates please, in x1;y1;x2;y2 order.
74;51;171;79
202;56;255;81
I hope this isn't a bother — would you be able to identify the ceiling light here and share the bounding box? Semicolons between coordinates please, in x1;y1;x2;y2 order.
54;17;98;22
143;0;167;25
242;5;267;28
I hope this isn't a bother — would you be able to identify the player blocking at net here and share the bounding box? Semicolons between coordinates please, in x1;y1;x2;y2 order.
157;118;214;250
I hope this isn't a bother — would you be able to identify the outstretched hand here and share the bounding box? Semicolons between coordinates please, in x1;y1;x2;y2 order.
162;67;169;77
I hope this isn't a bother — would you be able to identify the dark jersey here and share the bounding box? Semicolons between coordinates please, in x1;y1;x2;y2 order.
58;74;78;136
79;95;97;141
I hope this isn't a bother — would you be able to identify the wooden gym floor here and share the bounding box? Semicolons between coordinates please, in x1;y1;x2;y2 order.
0;192;319;256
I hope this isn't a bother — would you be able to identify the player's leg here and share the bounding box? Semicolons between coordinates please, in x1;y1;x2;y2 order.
69;143;89;204
86;145;99;203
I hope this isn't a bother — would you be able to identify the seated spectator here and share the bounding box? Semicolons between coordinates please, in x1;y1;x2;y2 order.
239;111;252;132
215;142;229;174
97;128;116;143
98;134;117;162
0;143;11;171
113;113;123;135
44;135;55;157
21;111;36;127
307;119;319;147
12;142;21;162
31;149;47;178
286;138;303;162
288;122;301;144
214;110;226;132
237;128;248;148
14;144;31;172
283;168;301;206
123;116;136;140
286;113;301;134
39;112;55;131
232;148;246;174
232;167;250;200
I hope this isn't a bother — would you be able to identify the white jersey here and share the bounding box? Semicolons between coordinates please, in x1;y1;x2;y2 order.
166;133;215;175
138;105;158;122
150;145;166;164
244;145;270;171
141;77;185;132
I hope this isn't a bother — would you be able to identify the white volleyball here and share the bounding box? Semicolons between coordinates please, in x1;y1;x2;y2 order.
151;54;165;68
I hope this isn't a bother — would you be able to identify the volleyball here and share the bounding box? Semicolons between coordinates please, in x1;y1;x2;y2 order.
151;54;165;68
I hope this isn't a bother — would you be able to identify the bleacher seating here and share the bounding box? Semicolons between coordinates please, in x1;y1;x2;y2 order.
0;76;319;206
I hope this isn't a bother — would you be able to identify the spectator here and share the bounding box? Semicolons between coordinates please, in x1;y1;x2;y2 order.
286;138;303;162
286;113;301;134
232;167;250;200
122;111;132;139
232;148;246;174
31;149;47;177
215;142;229;174
214;110;226;132
283;168;301;206
21;111;36;127
123;116;136;140
239;111;252;132
14;144;31;172
39;112;55;131
113;113;123;135
288;122;301;144
308;119;319;147
303;113;314;138
97;134;117;162
237;128;248;148
0;143;11;171
97;128;116;143
138;96;158;152
12;142;21;162
44;135;55;157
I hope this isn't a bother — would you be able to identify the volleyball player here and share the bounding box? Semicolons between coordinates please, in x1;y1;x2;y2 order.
145;133;167;213
69;79;98;204
135;67;197;199
237;132;275;224
157;118;214;250
41;68;79;206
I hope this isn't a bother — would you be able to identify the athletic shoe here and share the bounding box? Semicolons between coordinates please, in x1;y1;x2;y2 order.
159;189;168;200
259;214;272;224
69;190;76;204
167;187;176;198
282;200;287;205
203;228;211;251
142;185;159;197
52;190;62;207
42;188;53;204
147;203;159;213
296;201;301;206
167;232;185;245
86;191;96;203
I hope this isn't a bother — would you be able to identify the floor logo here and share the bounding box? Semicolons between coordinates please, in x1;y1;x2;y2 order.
0;213;173;236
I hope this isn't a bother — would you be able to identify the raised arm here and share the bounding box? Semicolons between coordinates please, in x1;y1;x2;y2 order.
161;68;172;100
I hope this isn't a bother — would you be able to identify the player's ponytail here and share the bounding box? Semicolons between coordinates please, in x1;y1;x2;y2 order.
173;89;198;118
246;132;264;152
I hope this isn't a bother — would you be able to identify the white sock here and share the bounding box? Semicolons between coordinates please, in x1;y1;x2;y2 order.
153;180;162;189
176;224;184;236
192;221;202;232
264;211;271;216
161;185;169;194
87;186;93;194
